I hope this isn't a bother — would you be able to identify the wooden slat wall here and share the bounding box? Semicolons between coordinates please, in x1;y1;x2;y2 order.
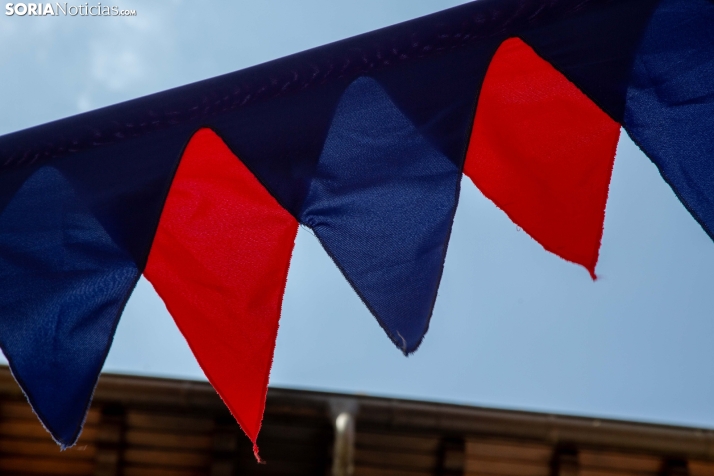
465;439;551;476
0;401;710;476
0;400;99;475
354;431;441;476
578;449;661;476
0;367;711;476
465;439;699;476
121;409;215;476
690;460;714;476
0;395;334;476
231;405;333;475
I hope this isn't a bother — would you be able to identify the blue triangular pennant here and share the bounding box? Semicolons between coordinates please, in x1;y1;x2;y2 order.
0;166;138;446
300;77;462;354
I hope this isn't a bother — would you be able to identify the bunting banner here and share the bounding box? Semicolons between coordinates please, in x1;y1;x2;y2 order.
0;0;712;458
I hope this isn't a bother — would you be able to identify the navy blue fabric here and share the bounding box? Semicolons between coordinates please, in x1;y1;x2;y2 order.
300;77;461;354
520;0;660;122
0;0;696;446
54;125;196;267
210;81;349;217
0;123;197;268
0;166;138;447
624;0;714;239
372;38;499;167
0;0;650;218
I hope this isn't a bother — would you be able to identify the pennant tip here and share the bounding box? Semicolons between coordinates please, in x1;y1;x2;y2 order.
253;443;264;463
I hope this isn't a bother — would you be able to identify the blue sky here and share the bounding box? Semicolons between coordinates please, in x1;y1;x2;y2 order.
2;0;714;429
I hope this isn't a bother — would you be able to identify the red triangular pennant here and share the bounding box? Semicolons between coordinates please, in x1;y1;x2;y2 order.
465;37;621;278
145;128;298;458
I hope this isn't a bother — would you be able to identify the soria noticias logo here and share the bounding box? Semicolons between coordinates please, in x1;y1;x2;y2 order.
5;2;137;16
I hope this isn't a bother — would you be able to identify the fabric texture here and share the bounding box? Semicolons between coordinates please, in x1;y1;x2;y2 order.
624;0;714;241
465;38;621;278
0;0;711;453
300;77;461;354
0;166;138;447
144;128;298;459
519;0;660;122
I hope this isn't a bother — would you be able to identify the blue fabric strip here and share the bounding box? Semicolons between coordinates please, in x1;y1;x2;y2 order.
0;166;138;446
0;0;701;446
624;0;714;239
300;77;461;353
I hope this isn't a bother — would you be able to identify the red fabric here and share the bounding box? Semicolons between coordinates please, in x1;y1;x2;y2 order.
144;128;298;459
464;38;620;278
